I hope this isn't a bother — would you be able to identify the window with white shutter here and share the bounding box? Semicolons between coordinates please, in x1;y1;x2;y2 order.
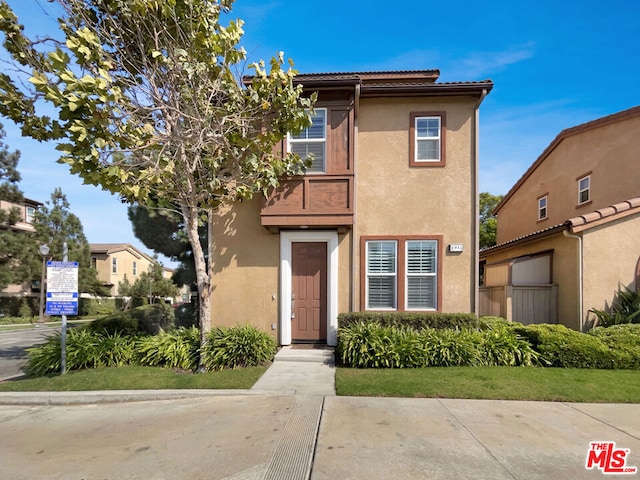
405;240;437;310
365;240;397;310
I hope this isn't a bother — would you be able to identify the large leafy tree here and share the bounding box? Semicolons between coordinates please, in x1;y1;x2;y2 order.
479;192;503;249
33;187;108;295
0;123;38;289
0;0;313;367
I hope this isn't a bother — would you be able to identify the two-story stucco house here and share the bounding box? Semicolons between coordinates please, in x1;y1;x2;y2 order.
90;243;183;301
209;70;493;346
479;105;640;330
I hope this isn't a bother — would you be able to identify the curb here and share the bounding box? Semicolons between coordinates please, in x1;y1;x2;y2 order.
0;389;285;406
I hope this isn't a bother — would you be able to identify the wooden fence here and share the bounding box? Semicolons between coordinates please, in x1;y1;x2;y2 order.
479;285;558;325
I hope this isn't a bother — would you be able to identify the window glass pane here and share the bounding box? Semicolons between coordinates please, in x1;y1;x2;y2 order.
407;277;435;309
579;190;589;203
291;110;325;140
407;241;436;273
367;241;396;273
368;277;396;309
417;139;439;160
416;118;439;138
579;177;590;190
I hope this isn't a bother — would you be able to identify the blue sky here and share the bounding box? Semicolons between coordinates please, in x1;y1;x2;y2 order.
1;0;639;267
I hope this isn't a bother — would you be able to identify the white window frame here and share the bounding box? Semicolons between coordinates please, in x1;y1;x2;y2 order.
365;240;398;311
578;175;590;205
288;108;327;174
405;240;438;311
25;206;35;223
538;195;548;220
112;257;118;274
414;116;441;162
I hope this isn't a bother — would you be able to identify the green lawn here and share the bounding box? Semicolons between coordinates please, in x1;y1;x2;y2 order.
0;365;267;391
336;366;640;403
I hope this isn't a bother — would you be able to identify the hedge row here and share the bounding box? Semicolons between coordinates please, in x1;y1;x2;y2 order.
25;325;276;376
338;312;479;331
336;314;640;369
85;303;175;336
336;321;540;368
0;296;122;318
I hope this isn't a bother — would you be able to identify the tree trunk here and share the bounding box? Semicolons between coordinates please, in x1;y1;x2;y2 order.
181;204;211;371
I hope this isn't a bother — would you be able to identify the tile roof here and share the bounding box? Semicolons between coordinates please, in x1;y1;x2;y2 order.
482;197;640;254
567;197;640;232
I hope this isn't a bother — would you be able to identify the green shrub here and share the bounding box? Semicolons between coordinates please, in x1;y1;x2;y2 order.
338;311;479;330
512;324;616;368
78;298;118;317
137;327;200;370
174;302;198;329
420;328;483;367
336;322;425;368
0;296;38;317
86;304;175;336
202;325;276;370
588;324;640;369
479;324;540;366
590;285;640;327
25;330;137;376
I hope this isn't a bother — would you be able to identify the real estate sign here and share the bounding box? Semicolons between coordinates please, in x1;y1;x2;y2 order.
45;261;79;316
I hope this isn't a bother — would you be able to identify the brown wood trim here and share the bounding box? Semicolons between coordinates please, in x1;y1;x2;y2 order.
360;235;443;313
575;170;593;181
409;112;447;168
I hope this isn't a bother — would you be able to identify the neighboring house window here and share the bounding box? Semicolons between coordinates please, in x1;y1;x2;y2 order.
363;236;441;312
578;175;591;205
91;257;97;269
288;108;326;174
409;112;446;167
112;258;118;274
25;206;35;223
405;240;438;310
538;195;548;221
132;261;137;276
365;240;397;310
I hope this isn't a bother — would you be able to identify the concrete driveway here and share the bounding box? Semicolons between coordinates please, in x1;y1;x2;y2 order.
1;393;639;479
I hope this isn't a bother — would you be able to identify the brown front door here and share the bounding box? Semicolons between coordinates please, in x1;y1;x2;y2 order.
291;242;327;342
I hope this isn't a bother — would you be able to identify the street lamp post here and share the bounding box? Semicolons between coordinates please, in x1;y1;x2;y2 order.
37;244;50;325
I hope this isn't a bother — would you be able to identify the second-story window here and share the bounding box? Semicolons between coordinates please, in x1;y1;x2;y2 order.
409;112;446;167
132;261;137;276
289;108;326;174
112;258;118;274
578;175;591;205
538;195;548;221
25;206;35;223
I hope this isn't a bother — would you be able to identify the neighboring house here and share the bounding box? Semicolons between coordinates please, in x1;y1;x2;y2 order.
210;69;493;346
0;197;42;296
0;197;41;233
479;105;640;330
90;243;184;302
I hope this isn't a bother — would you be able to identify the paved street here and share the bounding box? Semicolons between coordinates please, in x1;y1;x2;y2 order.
0;326;57;380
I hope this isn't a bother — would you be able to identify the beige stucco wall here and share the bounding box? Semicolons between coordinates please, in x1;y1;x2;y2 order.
582;214;640;324
497;114;640;244
209;198;353;342
481;233;581;330
93;249;155;296
355;97;477;312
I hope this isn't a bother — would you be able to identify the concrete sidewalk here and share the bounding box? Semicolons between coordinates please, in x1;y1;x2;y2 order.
1;395;639;479
1;347;640;479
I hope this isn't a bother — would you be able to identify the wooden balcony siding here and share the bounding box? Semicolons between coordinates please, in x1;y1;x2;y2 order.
261;175;354;227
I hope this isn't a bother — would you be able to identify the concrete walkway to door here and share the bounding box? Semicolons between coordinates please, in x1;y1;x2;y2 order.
251;346;336;396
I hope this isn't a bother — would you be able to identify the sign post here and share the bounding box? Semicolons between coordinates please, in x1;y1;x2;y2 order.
45;243;77;374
